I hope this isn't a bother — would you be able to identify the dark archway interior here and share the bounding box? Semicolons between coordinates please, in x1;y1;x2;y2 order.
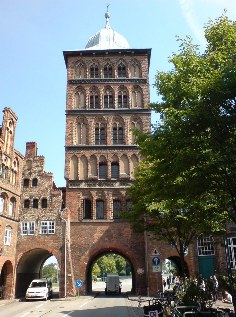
15;248;53;298
0;260;13;299
86;249;135;295
168;256;189;277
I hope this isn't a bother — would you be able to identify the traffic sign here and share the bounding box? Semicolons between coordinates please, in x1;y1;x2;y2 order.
75;279;83;288
151;248;160;256
152;265;161;273
152;257;160;266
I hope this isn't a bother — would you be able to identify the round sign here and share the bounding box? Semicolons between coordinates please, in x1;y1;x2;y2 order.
75;279;83;288
152;257;161;266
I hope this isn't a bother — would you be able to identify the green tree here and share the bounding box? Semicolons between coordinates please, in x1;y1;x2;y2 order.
114;255;126;275
92;263;101;279
128;14;236;277
97;255;117;275
42;263;58;283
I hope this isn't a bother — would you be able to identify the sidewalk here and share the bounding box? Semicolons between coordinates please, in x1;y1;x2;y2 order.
0;295;95;307
127;296;235;316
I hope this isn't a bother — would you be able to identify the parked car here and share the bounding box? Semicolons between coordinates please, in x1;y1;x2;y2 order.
25;278;52;301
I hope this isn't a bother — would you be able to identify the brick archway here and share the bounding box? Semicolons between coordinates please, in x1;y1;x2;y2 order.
15;248;56;298
85;248;135;294
167;256;190;277
0;260;13;299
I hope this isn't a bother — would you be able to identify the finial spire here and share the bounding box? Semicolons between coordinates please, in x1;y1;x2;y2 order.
105;4;111;29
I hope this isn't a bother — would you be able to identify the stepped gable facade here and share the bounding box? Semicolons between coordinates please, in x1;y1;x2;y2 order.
0;107;24;299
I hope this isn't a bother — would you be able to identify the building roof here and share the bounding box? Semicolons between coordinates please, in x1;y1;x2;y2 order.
85;7;129;50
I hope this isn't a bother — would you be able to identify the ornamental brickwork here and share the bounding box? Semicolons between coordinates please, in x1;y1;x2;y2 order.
63;48;152;295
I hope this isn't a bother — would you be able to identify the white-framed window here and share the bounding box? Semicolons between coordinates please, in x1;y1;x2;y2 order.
4;226;12;245
9;198;15;217
197;234;215;256
0;195;5;213
227;237;236;269
21;222;35;235
40;221;55;234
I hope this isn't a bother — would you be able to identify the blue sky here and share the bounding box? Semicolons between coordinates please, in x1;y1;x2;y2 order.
0;0;235;187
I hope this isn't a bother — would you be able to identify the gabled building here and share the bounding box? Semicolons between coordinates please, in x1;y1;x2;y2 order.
0;107;24;298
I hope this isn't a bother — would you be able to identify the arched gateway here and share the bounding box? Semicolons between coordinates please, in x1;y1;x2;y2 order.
13;10;204;299
63;9;152;296
61;10;199;297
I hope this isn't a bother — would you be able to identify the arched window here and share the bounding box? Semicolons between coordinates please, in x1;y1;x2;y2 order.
75;89;86;109
113;200;122;219
79;156;88;180
90;87;100;109
74;62;86;79
130;119;142;144
118;89;128;108
130;62;141;77
104;64;113;78
0;194;5;213
23;179;30;187
83;199;92;219
118;62;127;77
95;123;106;145
24;199;30;209
120;155;129;176
12;159;18;185
32;178;38;186
96;200;104;219
103;87;114;109
70;156;78;180
111;162;119;179
131;88;143;108
33;199;38;209
90;155;97;177
90;63;99;78
130;155;139;178
113;124;124;144
2;165;8;180
41;198;47;209
9;197;15;217
99;161;107;179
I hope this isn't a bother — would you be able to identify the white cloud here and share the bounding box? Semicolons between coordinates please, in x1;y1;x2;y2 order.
178;0;206;47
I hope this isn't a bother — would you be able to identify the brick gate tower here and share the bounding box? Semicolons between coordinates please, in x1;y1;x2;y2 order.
63;9;152;295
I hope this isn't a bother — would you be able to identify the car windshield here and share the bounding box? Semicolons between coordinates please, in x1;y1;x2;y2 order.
31;282;46;287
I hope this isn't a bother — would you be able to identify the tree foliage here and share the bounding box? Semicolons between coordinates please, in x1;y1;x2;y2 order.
127;14;236;276
42;263;58;283
93;254;131;277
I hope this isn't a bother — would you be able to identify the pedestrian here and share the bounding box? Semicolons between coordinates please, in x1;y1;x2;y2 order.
163;278;166;289
167;276;170;289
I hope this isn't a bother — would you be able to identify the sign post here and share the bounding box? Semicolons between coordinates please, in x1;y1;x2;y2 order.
75;279;83;297
151;257;162;294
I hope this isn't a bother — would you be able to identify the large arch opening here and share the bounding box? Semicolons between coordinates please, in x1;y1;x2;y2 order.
162;256;189;291
86;249;134;295
15;248;57;298
0;260;13;299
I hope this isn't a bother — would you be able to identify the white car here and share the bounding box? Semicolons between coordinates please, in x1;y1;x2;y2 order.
25;278;52;301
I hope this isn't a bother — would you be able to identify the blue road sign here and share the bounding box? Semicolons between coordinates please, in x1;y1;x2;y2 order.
75;279;83;288
152;257;160;266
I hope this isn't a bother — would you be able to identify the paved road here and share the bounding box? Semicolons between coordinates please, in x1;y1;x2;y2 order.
0;293;141;317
